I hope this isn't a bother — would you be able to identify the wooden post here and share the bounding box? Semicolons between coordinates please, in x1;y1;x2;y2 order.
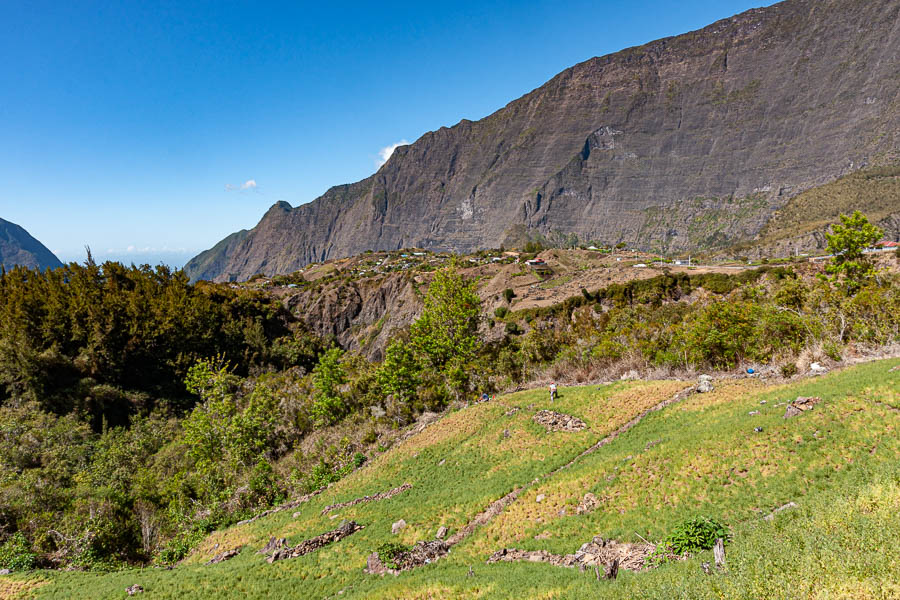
604;559;619;580
713;538;726;569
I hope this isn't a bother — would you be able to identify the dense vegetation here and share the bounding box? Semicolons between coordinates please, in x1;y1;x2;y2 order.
0;214;897;578
0;260;326;568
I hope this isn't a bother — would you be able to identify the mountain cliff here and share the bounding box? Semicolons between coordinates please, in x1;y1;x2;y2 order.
0;218;63;271
186;0;900;282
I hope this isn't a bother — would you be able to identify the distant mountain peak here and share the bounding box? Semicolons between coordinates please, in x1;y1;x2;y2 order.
0;218;64;271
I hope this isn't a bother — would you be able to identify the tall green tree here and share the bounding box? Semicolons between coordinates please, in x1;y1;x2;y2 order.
408;262;481;401
825;211;884;293
409;262;481;369
311;347;347;425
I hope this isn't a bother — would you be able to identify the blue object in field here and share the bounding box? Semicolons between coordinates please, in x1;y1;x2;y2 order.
747;368;755;374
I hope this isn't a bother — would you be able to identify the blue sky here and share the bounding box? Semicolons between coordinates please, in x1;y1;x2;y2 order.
0;0;772;266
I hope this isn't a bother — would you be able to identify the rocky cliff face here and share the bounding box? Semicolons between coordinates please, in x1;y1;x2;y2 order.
186;0;900;282
0;218;63;271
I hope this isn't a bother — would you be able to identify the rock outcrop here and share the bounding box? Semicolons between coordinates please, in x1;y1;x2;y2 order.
187;0;900;282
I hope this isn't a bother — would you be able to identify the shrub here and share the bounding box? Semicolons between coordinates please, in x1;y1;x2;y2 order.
781;362;798;378
0;532;37;571
376;542;409;570
494;306;509;318
503;288;516;302
663;516;729;555
505;321;522;335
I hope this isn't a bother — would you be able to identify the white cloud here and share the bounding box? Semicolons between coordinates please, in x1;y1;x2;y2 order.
225;179;258;192
376;140;409;167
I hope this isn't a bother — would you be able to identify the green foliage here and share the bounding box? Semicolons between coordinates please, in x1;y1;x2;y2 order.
376;542;409;570
0;532;37;571
311;348;348;426
825;211;884;293
409;263;480;370
0;261;314;429
503;288;516;302
505;321;522;335
182;358;280;498
523;241;545;254
662;516;729;555
494;306;509;318
377;340;419;405
780;362;798;378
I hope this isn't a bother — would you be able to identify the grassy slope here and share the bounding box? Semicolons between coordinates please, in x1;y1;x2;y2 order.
750;165;900;249
4;360;899;599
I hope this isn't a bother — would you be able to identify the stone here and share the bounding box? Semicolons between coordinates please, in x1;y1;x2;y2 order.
0;569;10;575
391;519;407;534
126;585;144;595
267;522;364;563
258;537;287;555
697;375;714;393
536;494;546;503
206;547;242;565
748;410;760;416
576;492;600;515
763;501;799;521
784;396;821;418
810;362;828;375
436;526;448;539
292;511;302;518
533;410;587;432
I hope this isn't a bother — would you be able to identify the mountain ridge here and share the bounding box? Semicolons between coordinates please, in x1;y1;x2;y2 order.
186;0;900;282
0;218;63;272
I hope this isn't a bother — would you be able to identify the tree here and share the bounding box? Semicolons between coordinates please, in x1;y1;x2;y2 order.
825;211;883;293
311;347;347;425
410;263;480;369
377;339;419;405
409;263;481;400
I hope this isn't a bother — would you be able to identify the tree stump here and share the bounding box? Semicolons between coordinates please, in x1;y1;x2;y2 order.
713;538;726;569
604;558;619;580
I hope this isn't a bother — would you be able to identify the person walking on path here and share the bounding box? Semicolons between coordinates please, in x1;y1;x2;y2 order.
549;382;557;402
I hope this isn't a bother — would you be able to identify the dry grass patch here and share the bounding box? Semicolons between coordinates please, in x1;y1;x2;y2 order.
0;576;49;600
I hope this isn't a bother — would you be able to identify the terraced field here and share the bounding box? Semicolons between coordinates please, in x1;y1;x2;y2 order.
4;360;899;599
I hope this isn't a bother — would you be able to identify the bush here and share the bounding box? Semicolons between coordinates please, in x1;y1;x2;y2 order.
662;516;729;555
505;321;522;335
494;306;509;318
376;542;409;570
503;288;516;302
781;363;798;378
0;532;37;571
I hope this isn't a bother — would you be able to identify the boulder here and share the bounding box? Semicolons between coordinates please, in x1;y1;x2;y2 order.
576;492;599;515
810;362;828;375
697;375;714;393
391;519;407;534
126;585;144;595
784;396;821;418
0;569;10;575
435;526;448;539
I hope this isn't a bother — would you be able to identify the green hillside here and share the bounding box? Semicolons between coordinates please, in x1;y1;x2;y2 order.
7;358;899;599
